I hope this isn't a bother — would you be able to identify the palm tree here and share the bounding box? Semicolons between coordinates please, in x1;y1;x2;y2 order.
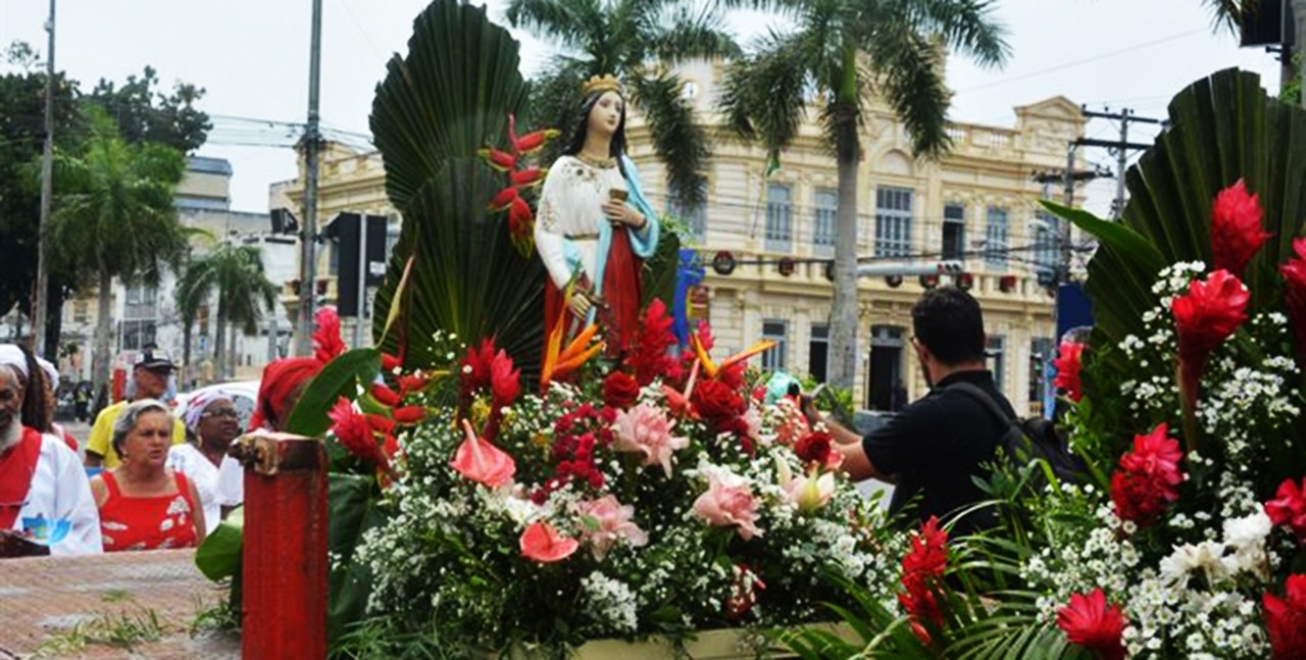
505;0;741;206
717;0;1009;392
176;242;279;381
52;108;188;402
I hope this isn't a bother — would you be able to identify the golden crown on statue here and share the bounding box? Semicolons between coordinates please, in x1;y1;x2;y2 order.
581;74;622;97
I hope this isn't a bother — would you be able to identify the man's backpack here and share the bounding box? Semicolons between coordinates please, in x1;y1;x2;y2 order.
947;381;1083;486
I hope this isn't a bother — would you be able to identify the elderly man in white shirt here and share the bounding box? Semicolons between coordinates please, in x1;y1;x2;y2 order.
0;364;102;556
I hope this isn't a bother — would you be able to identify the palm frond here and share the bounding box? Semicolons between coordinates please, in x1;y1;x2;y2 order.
370;0;546;375
504;0;598;47
864;27;950;157
900;0;1010;68
714;31;810;155
629;72;710;208
644;3;742;64
1201;0;1253;34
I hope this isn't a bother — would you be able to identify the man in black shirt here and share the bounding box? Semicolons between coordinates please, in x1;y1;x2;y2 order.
814;287;1013;537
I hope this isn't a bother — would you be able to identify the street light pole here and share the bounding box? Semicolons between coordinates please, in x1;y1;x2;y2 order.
294;0;324;357
32;0;56;358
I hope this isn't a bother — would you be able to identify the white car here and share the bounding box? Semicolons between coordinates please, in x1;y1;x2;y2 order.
173;380;261;432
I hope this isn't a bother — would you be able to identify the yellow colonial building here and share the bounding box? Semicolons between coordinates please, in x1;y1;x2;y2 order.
277;63;1086;416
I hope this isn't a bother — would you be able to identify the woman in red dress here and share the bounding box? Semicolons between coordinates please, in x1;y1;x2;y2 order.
89;399;206;551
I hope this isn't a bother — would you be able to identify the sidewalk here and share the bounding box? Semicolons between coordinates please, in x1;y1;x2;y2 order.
0;550;239;659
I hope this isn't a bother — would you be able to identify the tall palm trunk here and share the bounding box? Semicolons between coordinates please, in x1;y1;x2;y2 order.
214;315;227;382
227;325;239;381
92;268;114;406
827;53;863;394
181;320;192;389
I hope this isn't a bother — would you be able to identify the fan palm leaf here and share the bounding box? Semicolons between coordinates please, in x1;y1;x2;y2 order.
369;0;546;376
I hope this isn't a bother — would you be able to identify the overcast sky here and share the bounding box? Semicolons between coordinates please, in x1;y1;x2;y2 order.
0;0;1287;217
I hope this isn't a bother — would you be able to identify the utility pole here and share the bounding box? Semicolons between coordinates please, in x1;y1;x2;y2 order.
295;0;324;358
32;0;56;358
1077;107;1162;218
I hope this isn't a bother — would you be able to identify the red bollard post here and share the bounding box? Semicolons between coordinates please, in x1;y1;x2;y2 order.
232;432;328;659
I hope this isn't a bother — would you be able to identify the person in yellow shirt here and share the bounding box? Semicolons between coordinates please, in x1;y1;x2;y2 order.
84;349;185;469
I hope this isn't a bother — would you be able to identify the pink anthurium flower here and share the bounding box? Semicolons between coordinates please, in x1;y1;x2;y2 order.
449;419;516;488
520;521;579;563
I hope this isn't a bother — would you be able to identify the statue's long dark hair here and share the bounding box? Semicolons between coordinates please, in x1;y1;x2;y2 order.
560;89;630;177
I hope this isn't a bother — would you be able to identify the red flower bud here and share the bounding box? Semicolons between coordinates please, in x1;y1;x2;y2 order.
512;129;560;155
371;383;402;407
510;168;547;188
488;186;519;212
392;405;427;425
478;147;517;172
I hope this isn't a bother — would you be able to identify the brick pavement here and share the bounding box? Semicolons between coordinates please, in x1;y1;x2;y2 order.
0;550;239;659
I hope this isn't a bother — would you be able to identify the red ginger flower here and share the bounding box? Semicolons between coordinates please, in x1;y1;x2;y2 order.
1171;269;1249;410
328;397;390;470
313;306;347;363
898;516;948;641
1280;238;1306;354
1110;423;1184;527
1056;588;1127;660
1266;477;1306;544
1211;178;1270;278
625;299;681;386
1053;340;1086;403
1264;574;1306;660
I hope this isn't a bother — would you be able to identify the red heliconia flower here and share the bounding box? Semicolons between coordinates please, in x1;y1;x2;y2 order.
510;168;547;188
329;397;389;468
1110;423;1185;527
478;147;517;172
1172;269;1249;410
1264;574;1306;660
1056;588;1127;660
625;299;680;386
508;114;560;155
1266;477;1306;544
313;306;347;363
371;383;402;407
1211;178;1270;278
1053;341;1086;403
391;405;427;425
487;186;520;212
381;352;402;373
507;195;535;257
1280;238;1306;354
396;373;429;397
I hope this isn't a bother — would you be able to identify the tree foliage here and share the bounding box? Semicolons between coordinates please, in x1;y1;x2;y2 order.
175;243;279;380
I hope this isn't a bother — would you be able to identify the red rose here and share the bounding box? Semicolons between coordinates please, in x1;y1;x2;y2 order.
1266;477;1306;544
1056;588;1127;660
1052;341;1086;403
1264;574;1306;660
793;431;834;466
602;371;641;409
692;378;744;426
1172;269;1249;410
1210;178;1270;278
1280;238;1306;354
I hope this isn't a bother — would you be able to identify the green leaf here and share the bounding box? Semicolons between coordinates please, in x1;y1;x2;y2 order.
194;506;244;582
285;347;381;437
327;473;389;645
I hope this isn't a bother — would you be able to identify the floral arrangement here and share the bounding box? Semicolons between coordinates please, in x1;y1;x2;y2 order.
1001;180;1306;659
329;298;899;653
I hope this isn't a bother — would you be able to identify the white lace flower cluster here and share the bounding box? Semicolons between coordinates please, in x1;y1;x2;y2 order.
1024;502;1140;623
1121;510;1274;659
581;571;639;634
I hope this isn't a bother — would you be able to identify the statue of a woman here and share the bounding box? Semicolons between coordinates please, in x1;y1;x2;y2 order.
534;74;660;355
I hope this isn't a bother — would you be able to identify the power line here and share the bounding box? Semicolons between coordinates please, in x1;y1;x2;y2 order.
956;28;1206;95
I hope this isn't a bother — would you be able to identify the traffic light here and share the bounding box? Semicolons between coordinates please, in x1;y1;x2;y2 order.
712;251;737;276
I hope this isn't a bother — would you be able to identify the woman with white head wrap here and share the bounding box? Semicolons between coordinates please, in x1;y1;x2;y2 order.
166;390;241;534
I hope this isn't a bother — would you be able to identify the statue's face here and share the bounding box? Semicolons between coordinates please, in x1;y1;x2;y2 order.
587;91;624;138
